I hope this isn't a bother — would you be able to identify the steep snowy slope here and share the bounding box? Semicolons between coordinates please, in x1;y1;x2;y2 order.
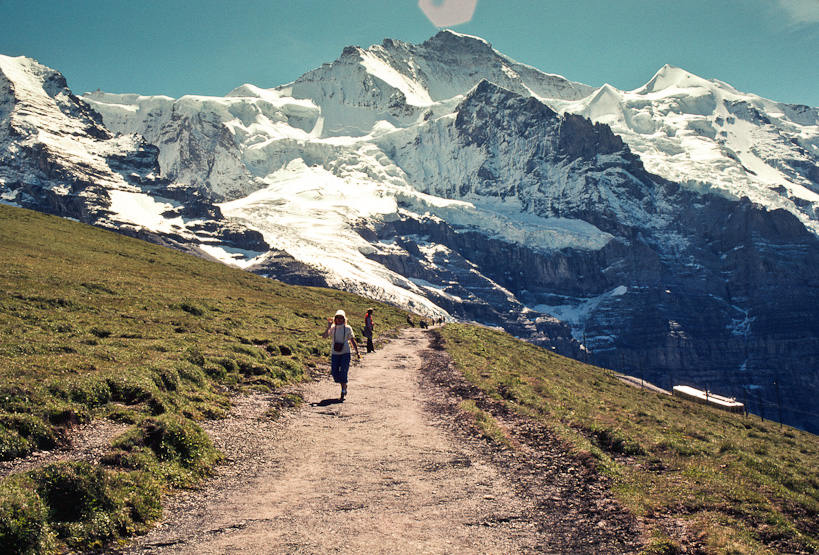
1;54;142;217
0;54;268;258
84;87;321;201
557;64;819;234
4;31;819;431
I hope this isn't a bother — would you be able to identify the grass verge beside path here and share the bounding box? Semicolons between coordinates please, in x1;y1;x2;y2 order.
0;204;410;553
437;324;819;555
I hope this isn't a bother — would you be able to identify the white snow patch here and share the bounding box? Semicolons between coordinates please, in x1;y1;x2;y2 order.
108;190;184;232
397;190;615;252
198;244;266;268
532;286;629;336
408;278;464;302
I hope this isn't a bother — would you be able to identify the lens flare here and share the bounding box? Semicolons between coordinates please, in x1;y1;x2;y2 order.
419;0;478;27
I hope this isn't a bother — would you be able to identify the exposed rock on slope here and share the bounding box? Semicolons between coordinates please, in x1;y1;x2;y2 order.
0;54;268;256
3;31;819;431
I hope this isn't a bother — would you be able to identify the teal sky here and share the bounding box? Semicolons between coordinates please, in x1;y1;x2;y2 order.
1;0;818;106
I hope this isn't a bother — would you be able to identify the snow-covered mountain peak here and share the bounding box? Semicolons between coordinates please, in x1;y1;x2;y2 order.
542;63;819;235
641;64;716;94
634;64;756;112
418;29;495;55
273;30;595;139
578;83;624;125
0;54;110;140
5;40;819;432
2;54;178;232
1;54;67;99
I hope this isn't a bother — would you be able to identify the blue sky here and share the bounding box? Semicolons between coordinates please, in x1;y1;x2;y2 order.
1;0;817;106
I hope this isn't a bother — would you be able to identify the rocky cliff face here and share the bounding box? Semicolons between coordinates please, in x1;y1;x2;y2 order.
377;76;819;432
0;55;268;255
3;32;819;432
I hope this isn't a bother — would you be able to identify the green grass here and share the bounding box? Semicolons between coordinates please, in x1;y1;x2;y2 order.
0;204;411;554
6;202;818;554
437;324;819;555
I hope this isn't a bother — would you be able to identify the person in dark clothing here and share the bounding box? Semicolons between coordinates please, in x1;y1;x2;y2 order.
364;308;375;353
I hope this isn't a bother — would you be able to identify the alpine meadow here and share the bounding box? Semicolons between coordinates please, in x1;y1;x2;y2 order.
1;203;818;553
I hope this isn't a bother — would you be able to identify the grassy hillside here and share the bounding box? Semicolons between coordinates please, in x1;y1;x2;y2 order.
0;204;411;553
3;203;818;554
437;324;819;554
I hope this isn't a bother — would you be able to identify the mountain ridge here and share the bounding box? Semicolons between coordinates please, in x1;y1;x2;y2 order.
2;32;819;432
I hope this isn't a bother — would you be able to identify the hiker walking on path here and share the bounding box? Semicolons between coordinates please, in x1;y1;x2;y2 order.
363;308;375;353
322;309;360;401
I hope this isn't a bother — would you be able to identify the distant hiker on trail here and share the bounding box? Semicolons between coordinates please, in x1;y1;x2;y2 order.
322;309;360;402
364;308;375;353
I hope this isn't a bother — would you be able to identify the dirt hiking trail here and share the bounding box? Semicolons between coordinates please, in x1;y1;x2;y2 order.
120;328;641;554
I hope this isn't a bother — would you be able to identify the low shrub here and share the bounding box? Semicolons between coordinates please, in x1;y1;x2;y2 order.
67;376;112;408
203;361;227;380
0;426;32;461
175;362;208;386
0;413;56;451
29;461;161;551
110;414;221;484
274;358;304;381
153;367;180;392
177;301;207;316
656;439;700;458
106;373;159;405
589;425;645;457
0;479;55;555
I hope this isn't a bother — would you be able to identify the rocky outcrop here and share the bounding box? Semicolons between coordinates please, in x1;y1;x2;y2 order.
4;38;819;434
0;55;268;258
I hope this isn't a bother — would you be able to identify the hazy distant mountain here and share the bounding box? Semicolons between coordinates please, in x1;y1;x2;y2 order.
2;31;818;432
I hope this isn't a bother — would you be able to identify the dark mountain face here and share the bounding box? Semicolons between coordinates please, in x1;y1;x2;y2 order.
374;80;819;433
3;37;819;432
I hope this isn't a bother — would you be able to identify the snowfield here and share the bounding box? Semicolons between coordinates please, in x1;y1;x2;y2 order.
5;32;819;431
71;33;819;325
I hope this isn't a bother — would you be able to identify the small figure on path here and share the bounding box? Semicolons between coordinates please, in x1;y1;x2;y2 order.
363;308;375;353
322;309;360;401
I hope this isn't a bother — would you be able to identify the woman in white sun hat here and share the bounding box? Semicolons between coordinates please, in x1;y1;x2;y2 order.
322;309;360;401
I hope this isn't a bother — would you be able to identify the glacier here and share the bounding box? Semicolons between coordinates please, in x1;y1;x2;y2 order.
3;30;819;432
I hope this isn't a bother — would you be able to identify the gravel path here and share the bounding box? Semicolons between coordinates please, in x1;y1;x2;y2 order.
114;327;642;554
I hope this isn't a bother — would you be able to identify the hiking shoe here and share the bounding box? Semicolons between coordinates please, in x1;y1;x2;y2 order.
340;391;346;402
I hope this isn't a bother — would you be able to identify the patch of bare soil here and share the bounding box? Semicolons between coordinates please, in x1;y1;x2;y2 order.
109;327;643;554
0;419;131;479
